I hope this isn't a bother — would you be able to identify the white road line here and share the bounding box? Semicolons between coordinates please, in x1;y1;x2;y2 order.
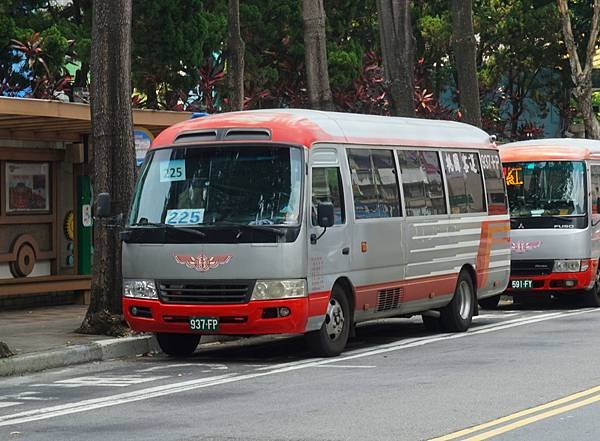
314;365;376;369
31;375;169;388
138;363;197;372
0;308;597;427
0;403;21;409
474;313;520;320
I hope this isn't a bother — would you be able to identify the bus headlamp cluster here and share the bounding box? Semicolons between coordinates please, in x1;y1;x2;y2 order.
553;260;583;273
123;279;158;299
251;279;307;300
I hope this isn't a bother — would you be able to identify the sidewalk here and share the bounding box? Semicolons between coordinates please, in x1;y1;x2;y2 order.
0;304;158;377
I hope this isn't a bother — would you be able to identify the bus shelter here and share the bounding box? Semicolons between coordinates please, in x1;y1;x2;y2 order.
0;96;189;307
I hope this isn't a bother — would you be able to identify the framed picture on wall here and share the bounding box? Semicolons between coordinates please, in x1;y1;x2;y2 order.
6;162;50;213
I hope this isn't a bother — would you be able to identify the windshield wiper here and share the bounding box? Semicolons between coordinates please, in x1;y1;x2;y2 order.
130;220;206;238
209;221;286;237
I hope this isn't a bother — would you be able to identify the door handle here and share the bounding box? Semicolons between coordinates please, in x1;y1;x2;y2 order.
342;247;350;255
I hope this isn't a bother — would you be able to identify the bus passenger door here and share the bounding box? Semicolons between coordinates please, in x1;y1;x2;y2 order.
307;147;353;304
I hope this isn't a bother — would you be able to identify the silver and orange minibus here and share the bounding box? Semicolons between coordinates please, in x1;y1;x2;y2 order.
499;139;600;307
109;109;510;357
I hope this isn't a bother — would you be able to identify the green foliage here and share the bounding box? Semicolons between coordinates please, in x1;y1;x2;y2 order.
328;43;362;89
131;0;226;109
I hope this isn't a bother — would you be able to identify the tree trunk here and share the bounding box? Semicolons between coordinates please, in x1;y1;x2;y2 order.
377;0;415;117
79;0;135;336
557;0;600;139
302;0;334;111
450;0;482;128
227;0;245;111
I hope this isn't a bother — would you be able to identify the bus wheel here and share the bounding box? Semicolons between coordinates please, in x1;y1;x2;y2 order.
478;294;501;310
306;285;350;357
582;269;600;307
440;271;475;332
156;333;201;357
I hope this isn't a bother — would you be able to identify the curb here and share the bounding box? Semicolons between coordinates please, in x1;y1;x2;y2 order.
0;335;159;377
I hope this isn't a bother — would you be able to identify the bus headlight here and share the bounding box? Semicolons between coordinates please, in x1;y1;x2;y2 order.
251;279;307;300
123;279;158;299
553;260;581;273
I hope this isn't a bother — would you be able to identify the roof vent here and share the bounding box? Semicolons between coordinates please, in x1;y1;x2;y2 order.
224;128;271;141
174;130;218;144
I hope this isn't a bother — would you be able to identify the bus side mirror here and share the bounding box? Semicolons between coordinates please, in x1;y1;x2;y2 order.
96;193;111;218
317;202;335;228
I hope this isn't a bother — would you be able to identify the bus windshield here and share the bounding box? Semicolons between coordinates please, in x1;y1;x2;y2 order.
504;161;586;217
129;145;303;227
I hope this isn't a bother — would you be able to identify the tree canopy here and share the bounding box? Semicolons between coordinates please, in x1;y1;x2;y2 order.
0;0;596;140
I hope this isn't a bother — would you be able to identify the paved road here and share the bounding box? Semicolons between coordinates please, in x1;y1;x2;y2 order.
2;303;600;441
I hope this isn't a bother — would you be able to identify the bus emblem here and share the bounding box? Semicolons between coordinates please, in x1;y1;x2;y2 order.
173;254;232;272
511;240;542;254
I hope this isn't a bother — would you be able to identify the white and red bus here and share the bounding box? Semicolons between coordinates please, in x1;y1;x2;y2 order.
499;139;600;306
107;109;510;357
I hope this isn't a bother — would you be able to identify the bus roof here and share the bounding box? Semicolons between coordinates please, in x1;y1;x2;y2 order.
499;138;600;162
151;109;496;150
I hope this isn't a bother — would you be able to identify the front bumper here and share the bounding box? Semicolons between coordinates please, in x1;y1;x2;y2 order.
123;292;330;335
507;260;598;293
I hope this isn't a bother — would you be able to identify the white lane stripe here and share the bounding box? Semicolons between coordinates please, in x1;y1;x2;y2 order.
0;309;597;427
0;403;21;409
314;365;376;369
474;313;520;320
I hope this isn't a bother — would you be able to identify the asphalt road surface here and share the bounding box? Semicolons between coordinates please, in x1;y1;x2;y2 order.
2;301;600;441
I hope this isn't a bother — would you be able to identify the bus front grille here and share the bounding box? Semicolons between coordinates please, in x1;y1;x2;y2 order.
510;260;554;276
158;280;255;304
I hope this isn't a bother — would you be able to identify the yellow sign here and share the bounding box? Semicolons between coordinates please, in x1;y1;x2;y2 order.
504;167;524;186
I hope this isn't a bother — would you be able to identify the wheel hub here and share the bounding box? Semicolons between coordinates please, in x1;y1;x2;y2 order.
325;298;344;340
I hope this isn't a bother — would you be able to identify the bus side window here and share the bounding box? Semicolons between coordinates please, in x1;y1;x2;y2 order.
479;151;508;215
347;148;401;219
591;165;600;215
443;151;486;214
398;149;446;216
311;167;346;225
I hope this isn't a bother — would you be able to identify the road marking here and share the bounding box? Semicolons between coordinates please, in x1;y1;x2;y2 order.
137;363;227;373
31;375;169;388
0;308;597;427
474;313;519;320
429;384;600;440
314;364;376;369
0;403;20;409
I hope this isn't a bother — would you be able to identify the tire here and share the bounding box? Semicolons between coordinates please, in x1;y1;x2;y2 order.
582;269;600;307
422;315;441;332
306;285;351;357
440;271;475;332
478;294;501;310
156;333;201;357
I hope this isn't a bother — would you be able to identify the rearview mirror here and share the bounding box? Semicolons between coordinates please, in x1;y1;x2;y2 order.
317;202;335;228
96;193;111;218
